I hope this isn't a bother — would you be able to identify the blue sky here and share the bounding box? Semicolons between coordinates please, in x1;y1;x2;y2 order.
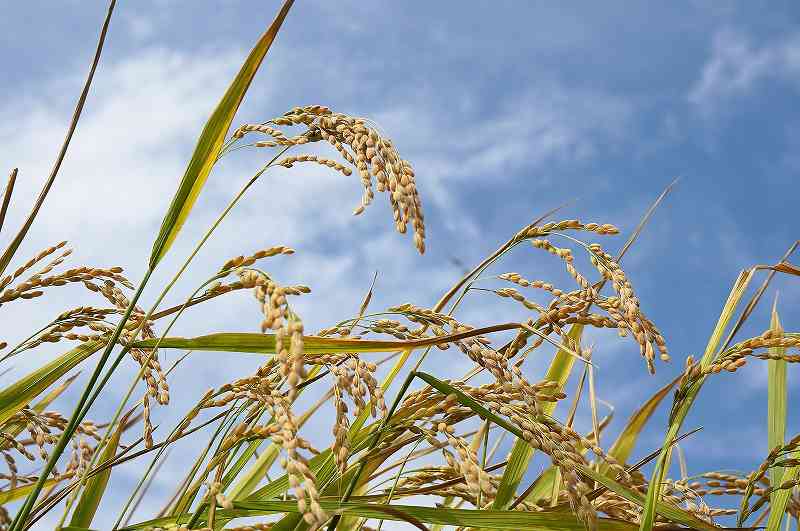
2;1;799;528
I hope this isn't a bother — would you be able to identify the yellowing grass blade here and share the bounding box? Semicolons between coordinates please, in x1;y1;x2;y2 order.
133;332;407;354
601;372;681;474
132;326;521;355
493;325;584;510
148;0;294;269
1;372;80;438
122;499;638;531
0;340;102;425
767;305;787;488
640;269;755;531
765;306;792;531
0;479;60;505
69;412;128;528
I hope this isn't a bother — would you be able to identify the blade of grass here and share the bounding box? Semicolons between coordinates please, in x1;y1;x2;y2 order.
0;0;116;278
0;341;102;426
148;0;294;269
767;301;787;489
0;168;17;236
601;371;682;474
764;303;792;531
68;412;128;528
639;268;756;531
765;467;799;531
0;480;60;506
124;499;640;531
131;324;523;355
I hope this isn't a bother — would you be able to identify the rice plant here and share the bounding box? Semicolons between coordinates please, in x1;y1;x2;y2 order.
1;2;798;530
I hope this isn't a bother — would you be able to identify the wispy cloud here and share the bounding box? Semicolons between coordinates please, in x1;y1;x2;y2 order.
689;28;800;112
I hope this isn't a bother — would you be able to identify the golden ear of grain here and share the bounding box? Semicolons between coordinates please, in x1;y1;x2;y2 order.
415;371;718;531
148;0;294;270
493;324;584;510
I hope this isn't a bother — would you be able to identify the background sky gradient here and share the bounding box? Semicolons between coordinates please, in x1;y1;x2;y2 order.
1;2;799;528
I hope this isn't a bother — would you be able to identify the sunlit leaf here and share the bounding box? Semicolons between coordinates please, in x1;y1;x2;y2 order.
148;0;295;269
0;340;102;426
69;412;128;527
494;325;583;509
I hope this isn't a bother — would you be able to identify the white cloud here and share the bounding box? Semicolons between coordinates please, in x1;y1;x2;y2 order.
689;28;800;111
377;83;632;183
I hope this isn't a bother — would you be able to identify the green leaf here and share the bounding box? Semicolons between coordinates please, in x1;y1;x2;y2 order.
122;500;638;531
0;478;60;505
148;0;294;269
765;306;792;531
521;467;560;505
69;412;128;527
765;466;799;531
767;306;787;488
227;442;280;500
1;372;80;437
0;340;102;425
640;269;755;531
602;371;681;472
494;325;584;510
132;329;523;357
133;332;411;355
